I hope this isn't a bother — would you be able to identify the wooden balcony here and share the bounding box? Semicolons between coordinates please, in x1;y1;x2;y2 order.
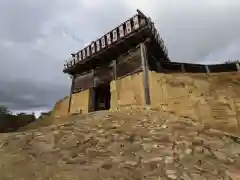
63;10;169;75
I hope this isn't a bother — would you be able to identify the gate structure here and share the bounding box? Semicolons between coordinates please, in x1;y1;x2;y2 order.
63;10;169;114
62;9;239;115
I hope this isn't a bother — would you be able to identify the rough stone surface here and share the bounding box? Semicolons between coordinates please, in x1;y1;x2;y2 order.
52;71;240;130
148;71;240;131
2;107;240;179
70;89;89;114
51;97;69;118
110;71;145;109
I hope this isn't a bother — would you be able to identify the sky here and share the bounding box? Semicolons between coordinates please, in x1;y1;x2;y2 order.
0;0;240;115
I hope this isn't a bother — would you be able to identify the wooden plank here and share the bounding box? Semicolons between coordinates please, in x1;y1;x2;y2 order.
68;75;75;113
74;71;94;92
140;43;151;105
116;46;142;78
116;67;142;80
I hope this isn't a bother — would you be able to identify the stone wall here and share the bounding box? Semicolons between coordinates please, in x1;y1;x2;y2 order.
52;69;240;132
110;72;145;109
148;71;240;130
70;89;90;114
51;90;90;118
53;71;145;116
51;97;69;118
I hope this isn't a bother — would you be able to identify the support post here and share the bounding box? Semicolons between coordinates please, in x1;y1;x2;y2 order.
236;63;240;72
112;60;117;80
156;61;161;72
68;75;75;113
89;69;96;112
109;60;118;110
181;63;186;72
140;43;151;105
205;65;210;73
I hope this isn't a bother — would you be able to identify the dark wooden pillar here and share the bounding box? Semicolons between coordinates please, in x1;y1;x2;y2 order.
109;60;118;110
68;75;75;113
236;63;240;72
112;60;117;80
89;69;96;112
205;65;210;73
140;43;151;105
156;59;165;72
181;63;186;72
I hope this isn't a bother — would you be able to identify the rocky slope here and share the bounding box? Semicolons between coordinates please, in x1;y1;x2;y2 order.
1;107;240;180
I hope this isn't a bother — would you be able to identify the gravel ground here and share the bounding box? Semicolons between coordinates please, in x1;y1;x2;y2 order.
1;107;240;180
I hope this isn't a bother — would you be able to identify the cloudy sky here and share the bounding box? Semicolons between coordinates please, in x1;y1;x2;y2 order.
0;0;240;115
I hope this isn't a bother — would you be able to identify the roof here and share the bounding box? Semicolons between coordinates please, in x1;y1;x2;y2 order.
63;10;169;75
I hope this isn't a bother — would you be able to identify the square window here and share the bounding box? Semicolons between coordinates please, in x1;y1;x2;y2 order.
82;49;86;59
73;56;76;64
133;15;139;29
96;40;100;51
86;46;90;56
112;29;117;42
101;37;106;48
119;25;124;38
126;21;132;34
106;33;111;45
91;43;95;54
78;51;82;61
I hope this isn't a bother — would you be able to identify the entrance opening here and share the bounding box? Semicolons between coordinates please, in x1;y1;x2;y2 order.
93;82;111;111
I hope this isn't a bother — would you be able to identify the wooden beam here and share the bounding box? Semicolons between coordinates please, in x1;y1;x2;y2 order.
68;75;76;113
140;43;151;105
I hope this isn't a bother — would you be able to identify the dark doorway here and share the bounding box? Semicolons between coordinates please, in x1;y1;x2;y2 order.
93;82;111;111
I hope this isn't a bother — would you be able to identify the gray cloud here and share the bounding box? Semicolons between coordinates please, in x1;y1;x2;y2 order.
144;0;240;62
0;0;240;112
0;78;69;110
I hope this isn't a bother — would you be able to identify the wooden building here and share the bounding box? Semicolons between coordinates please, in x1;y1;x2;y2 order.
63;10;170;114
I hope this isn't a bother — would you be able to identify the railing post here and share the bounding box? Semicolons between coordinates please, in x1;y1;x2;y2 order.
68;75;75;113
140;43;151;105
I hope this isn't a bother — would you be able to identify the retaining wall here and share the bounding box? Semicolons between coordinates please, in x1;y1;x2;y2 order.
70;89;90;114
148;71;240;130
110;72;145;109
